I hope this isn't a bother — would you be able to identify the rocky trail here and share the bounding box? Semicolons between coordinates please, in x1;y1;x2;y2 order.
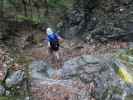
0;39;133;100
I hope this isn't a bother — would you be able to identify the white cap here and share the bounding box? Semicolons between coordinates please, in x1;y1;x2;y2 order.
46;27;53;35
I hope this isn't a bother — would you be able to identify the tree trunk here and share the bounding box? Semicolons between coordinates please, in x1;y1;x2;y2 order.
0;0;4;17
29;0;33;18
44;0;48;15
37;8;40;21
22;0;28;17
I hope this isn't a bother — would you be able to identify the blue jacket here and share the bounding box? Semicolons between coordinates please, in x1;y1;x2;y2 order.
47;33;59;42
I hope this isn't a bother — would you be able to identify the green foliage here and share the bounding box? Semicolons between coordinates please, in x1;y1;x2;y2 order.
0;96;18;100
16;15;37;24
0;96;25;100
2;0;74;24
48;0;65;8
16;15;48;24
48;0;73;9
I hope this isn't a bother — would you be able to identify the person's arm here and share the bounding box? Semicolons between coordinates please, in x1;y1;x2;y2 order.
47;36;51;48
48;41;50;48
55;33;64;42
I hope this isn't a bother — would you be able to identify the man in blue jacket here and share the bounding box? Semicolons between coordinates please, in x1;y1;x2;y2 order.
46;27;63;60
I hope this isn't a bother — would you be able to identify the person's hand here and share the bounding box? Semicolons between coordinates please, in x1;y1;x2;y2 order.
47;42;50;48
59;38;64;44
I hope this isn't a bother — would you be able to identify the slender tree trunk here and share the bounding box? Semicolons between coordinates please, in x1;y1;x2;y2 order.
37;8;40;21
22;0;28;17
0;0;4;17
29;0;33;18
44;0;48;15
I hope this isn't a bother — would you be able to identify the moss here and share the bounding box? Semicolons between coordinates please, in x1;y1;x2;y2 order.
0;80;3;84
111;86;123;95
127;49;133;55
125;95;133;100
112;60;133;83
48;0;73;9
119;54;129;61
119;67;132;83
16;15;48;24
0;96;18;100
0;96;9;100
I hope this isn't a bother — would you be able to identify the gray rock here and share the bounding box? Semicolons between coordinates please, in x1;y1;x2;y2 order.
5;70;25;87
0;85;5;96
5;90;10;96
128;42;133;48
29;60;55;80
25;96;30;100
61;55;100;78
112;95;122;100
125;84;133;95
0;63;8;81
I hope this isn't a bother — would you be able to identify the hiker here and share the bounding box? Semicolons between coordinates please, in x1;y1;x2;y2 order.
46;27;63;60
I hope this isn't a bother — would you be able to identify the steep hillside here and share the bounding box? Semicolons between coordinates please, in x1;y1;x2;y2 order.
63;0;133;41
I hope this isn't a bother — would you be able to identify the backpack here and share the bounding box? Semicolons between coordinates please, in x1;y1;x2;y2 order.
48;33;59;51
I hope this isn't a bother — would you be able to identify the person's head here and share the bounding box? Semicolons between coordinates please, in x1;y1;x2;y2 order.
46;27;53;35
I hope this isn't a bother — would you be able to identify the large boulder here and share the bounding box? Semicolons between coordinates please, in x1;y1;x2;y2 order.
30;55;133;100
29;60;55;80
57;55;133;100
59;55;100;79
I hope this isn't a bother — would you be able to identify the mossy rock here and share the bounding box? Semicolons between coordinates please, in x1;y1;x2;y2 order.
112;59;133;83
